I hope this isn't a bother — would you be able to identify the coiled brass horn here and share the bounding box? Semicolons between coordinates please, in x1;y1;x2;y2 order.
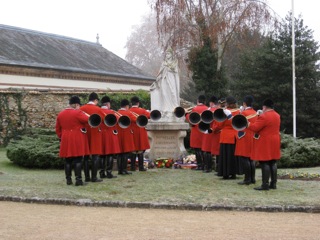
198;121;211;133
231;115;248;131
130;111;148;128
213;108;227;122
104;113;117;127
201;110;214;124
188;112;201;125
150;110;161;121
88;113;102;128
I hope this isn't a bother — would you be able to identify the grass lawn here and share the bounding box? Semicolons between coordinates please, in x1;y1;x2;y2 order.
1;148;320;208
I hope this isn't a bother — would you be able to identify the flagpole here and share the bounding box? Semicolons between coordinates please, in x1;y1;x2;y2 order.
292;0;296;138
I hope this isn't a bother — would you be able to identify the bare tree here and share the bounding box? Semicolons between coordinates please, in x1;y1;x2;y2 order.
148;0;275;74
125;13;192;90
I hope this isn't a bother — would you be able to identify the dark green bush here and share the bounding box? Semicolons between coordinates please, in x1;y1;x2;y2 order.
6;128;63;169
279;133;320;168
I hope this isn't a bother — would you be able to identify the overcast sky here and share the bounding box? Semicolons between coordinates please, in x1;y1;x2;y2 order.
1;0;319;59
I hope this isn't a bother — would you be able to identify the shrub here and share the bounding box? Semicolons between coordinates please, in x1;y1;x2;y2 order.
279;133;320;168
6;128;63;169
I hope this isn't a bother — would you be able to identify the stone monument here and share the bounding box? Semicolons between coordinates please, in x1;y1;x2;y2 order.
146;48;189;160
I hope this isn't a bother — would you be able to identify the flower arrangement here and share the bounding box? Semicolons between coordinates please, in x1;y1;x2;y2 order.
182;154;196;164
154;158;174;168
278;170;320;180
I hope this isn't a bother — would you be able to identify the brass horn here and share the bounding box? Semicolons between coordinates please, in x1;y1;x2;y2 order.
130;111;148;127
232;113;258;131
104;113;117;127
213;108;227;122
174;106;193;118
198;121;211;133
201;110;214;124
150;110;161;121
188;112;201;125
114;112;131;129
88;113;102;128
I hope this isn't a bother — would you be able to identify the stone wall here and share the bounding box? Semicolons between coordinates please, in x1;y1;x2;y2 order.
0;89;129;145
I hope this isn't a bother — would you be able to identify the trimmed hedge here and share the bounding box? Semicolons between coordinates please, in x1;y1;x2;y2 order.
5;129;320;169
279;133;320;168
6;128;63;169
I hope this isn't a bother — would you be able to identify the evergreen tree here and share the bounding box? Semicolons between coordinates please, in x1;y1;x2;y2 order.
232;14;320;138
187;38;228;99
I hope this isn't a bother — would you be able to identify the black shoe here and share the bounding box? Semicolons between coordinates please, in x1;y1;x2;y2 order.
75;180;84;186
230;175;237;179
99;171;107;178
91;178;103;182
123;170;132;175
269;183;277;189
85;178;91;182
66;179;73;185
254;185;269;191
251;180;256;184
106;173;117;179
139;168;147;171
238;181;251;185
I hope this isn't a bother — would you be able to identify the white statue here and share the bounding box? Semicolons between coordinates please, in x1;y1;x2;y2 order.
150;48;180;114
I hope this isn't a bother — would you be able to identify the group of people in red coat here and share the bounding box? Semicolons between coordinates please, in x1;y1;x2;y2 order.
187;95;281;191
55;92;150;186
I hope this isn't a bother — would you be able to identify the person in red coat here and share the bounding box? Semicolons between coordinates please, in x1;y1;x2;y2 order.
185;95;208;170
247;99;281;190
80;92;104;183
129;96;150;171
234;95;258;185
212;96;240;179
99;96;120;179
55;96;89;186
117;99;137;175
201;95;219;173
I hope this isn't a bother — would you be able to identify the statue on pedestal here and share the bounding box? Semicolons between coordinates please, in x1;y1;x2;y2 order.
150;48;180;121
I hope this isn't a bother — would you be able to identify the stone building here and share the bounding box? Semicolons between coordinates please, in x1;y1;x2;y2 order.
0;24;155;90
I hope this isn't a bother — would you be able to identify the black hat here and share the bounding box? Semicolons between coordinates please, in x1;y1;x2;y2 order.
243;95;254;106
89;92;99;101
101;96;110;104
131;96;140;105
69;96;81;105
198;95;206;103
263;99;274;108
120;99;130;107
209;95;218;103
226;96;236;104
218;98;226;104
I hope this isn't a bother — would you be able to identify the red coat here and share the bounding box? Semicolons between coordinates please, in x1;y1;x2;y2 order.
201;106;217;152
80;103;104;155
186;104;208;148
100;107;121;155
55;108;90;158
130;106;151;151
234;108;257;158
213;108;240;144
247;109;281;161
117;108;136;153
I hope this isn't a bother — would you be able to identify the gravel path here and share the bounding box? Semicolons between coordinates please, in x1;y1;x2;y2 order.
1;201;320;240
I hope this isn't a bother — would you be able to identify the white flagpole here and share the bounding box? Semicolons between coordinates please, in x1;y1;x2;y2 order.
292;0;296;138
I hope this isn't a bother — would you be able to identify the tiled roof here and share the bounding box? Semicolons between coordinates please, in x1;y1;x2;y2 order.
0;24;155;81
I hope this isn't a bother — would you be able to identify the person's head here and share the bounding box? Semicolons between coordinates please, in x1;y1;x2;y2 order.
226;96;237;108
197;95;206;104
120;99;130;109
218;98;226;108
69;95;81;109
209;95;218;107
101;96;111;108
262;98;274;112
131;96;140;106
243;95;254;107
88;92;99;105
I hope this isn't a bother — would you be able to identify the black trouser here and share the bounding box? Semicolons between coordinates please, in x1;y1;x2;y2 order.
194;148;203;170
65;156;83;185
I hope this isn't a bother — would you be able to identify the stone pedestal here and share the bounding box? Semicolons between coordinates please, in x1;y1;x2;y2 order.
145;112;189;160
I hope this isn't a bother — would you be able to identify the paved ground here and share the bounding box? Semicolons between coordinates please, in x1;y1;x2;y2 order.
1;201;320;240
